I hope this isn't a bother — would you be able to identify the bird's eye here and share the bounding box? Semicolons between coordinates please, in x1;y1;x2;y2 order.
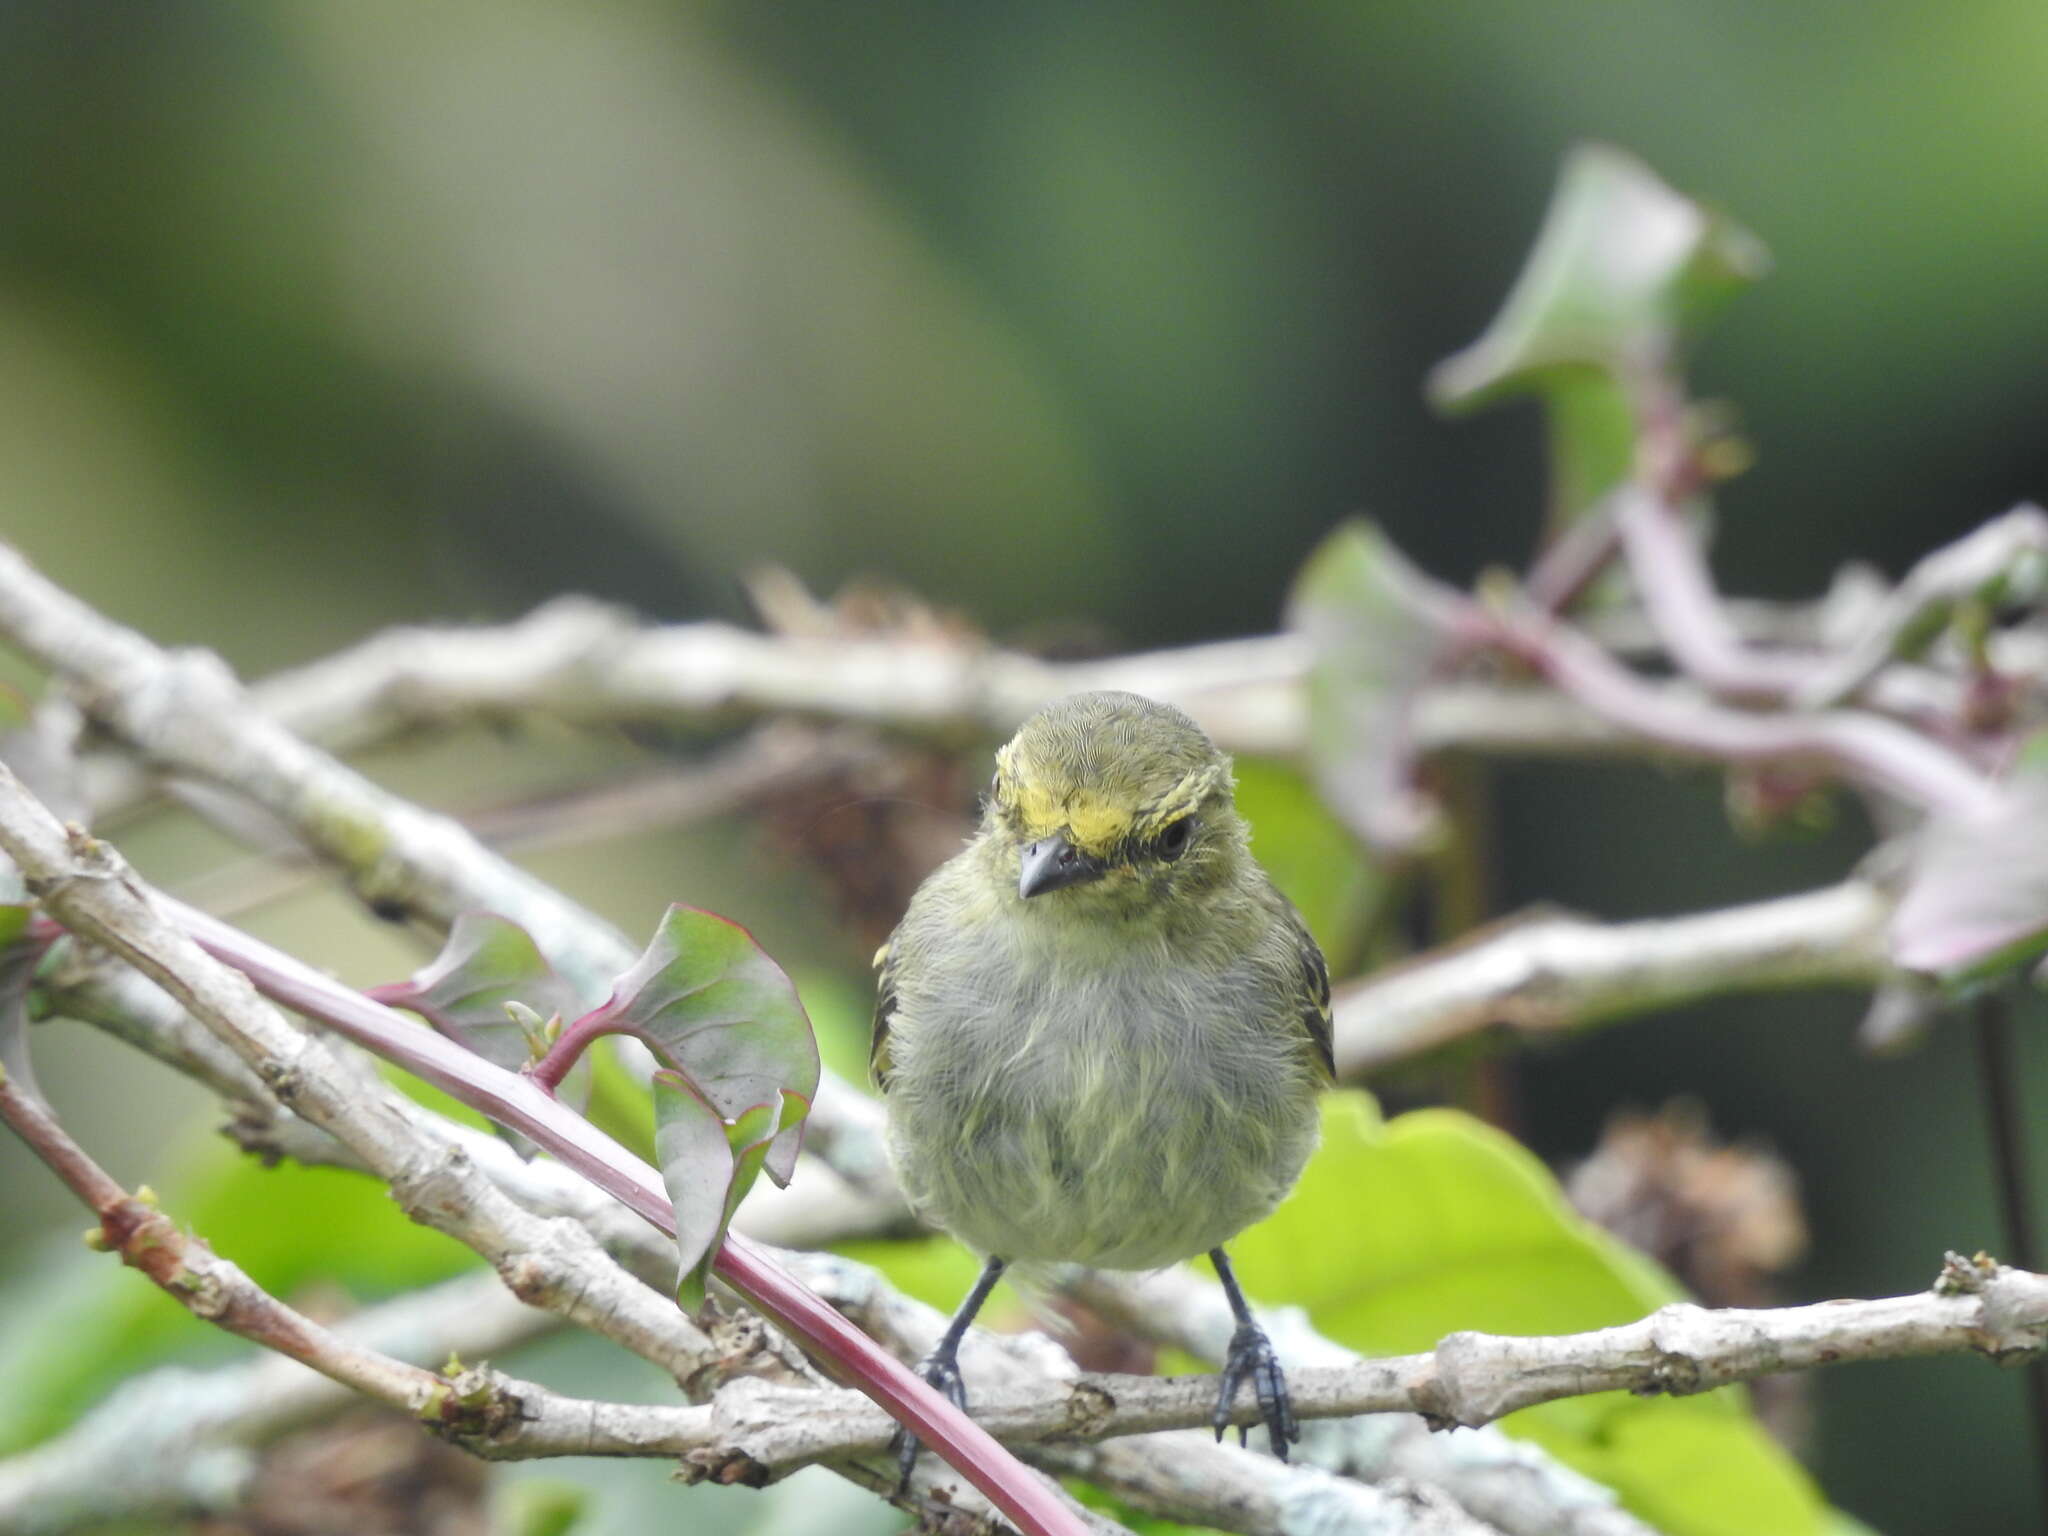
1157;817;1194;861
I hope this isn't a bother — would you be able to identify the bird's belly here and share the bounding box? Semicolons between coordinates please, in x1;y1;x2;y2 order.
886;973;1320;1270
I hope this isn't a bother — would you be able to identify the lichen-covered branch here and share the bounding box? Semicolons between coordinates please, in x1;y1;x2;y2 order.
1062;1266;1646;1536
659;1251;2048;1468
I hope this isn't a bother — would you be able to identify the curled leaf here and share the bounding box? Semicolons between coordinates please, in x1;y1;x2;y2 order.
1286;521;1460;853
503;1000;556;1062
371;913;592;1128
1430;143;1768;413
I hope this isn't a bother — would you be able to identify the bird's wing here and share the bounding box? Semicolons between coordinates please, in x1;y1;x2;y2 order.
869;933;900;1092
1283;904;1336;1081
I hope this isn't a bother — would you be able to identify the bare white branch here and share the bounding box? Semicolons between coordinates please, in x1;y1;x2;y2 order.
1333;879;1896;1075
0;544;638;999
1063;1267;1647;1536
181;590;2048;777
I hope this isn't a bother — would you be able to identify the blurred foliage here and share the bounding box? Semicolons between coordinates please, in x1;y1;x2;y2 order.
4;3;2048;1532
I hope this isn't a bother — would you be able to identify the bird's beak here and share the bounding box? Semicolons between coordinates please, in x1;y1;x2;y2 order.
1018;833;1105;899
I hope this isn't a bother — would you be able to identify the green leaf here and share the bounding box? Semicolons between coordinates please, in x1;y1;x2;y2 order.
494;1479;590;1536
653;1074;795;1315
370;912;593;1145
1540;367;1638;529
1232;757;1389;961
1228;1094;1828;1536
1429;143;1768;414
1286;521;1459;853
1892;737;2048;983
368;912;582;1073
597;906;820;1187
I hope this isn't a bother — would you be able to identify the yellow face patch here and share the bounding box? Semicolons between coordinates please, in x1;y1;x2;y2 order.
1012;779;1133;855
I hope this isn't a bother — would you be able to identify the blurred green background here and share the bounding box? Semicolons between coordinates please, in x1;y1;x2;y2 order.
4;3;2048;1533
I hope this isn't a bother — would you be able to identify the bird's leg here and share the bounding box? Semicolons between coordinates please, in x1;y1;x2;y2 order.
893;1254;1007;1494
1210;1247;1300;1458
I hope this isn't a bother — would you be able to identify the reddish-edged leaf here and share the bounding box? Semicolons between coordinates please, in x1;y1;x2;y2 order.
592;906;819;1186
370;912;583;1068
1286;521;1460;854
654;1074;798;1315
370;912;592;1135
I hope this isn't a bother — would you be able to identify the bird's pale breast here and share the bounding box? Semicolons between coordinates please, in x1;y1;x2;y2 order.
883;909;1321;1270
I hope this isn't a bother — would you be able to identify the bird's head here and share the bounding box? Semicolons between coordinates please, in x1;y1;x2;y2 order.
983;691;1244;910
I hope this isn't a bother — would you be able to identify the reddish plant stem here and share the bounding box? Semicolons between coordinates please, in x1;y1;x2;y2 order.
1523;504;1622;616
1611;486;1812;698
1608;363;1821;700
1467;603;2001;819
160;897;1085;1536
527;1001;618;1093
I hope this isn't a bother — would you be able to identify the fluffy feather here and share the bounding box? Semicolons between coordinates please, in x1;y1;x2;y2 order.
873;691;1330;1270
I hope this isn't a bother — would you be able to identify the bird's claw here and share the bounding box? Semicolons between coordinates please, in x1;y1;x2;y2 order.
891;1347;971;1495
1213;1321;1299;1459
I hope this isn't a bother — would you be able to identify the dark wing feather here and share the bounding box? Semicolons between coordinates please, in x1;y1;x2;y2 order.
1287;907;1336;1081
869;936;900;1091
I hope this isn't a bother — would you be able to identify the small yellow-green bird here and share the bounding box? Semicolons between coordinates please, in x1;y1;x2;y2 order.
873;690;1333;1478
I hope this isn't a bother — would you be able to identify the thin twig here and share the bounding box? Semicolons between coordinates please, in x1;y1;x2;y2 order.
0;1065;525;1429
1610;486;1815;699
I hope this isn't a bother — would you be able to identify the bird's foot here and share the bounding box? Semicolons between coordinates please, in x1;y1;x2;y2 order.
891;1345;970;1494
1213;1321;1300;1459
